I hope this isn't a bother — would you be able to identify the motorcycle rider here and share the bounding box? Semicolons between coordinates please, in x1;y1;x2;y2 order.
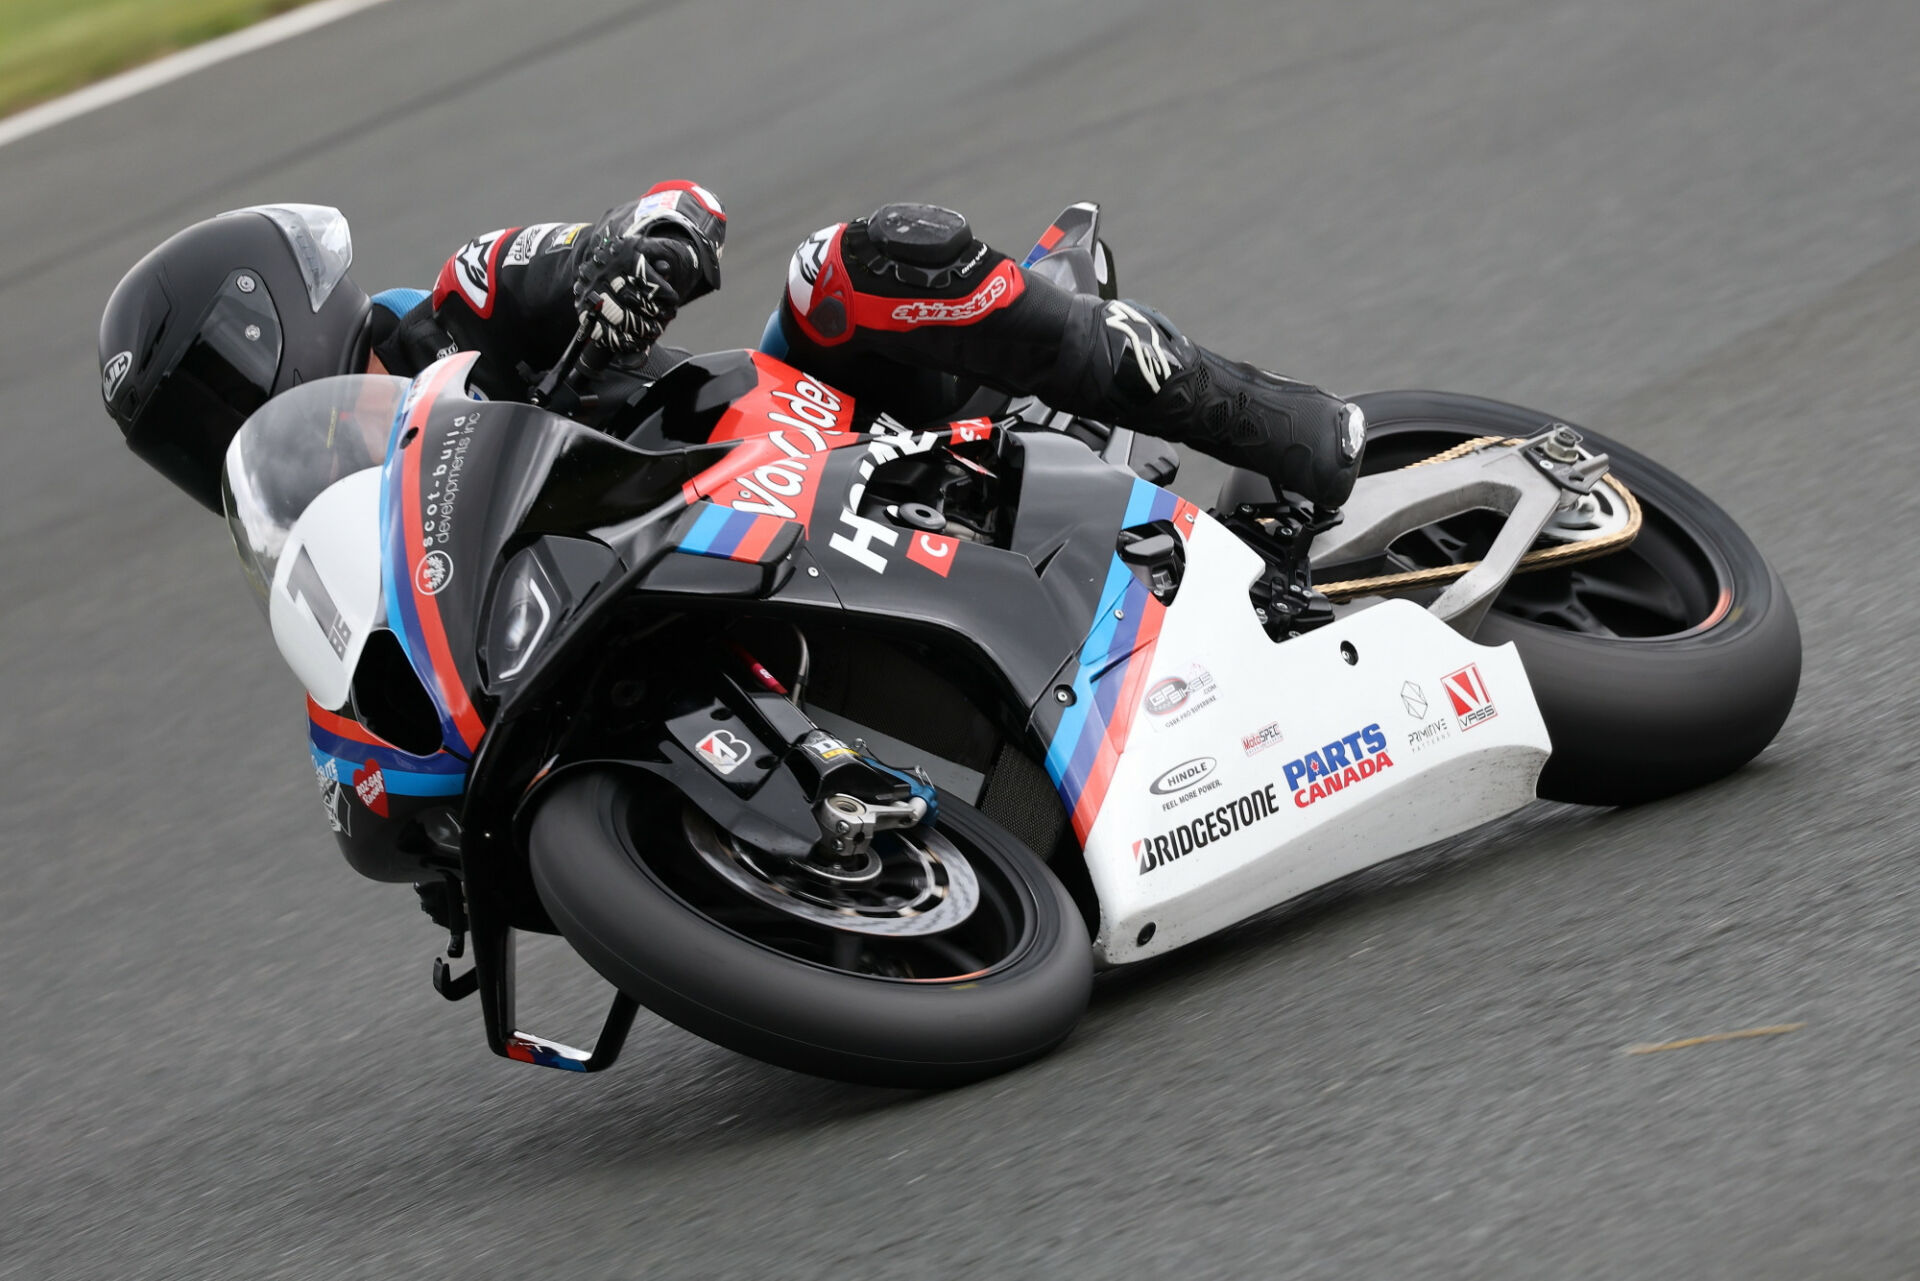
97;186;1363;516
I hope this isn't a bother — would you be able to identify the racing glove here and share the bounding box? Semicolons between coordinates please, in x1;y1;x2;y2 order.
574;233;709;353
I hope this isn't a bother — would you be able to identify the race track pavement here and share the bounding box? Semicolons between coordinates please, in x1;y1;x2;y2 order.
2;0;1917;1276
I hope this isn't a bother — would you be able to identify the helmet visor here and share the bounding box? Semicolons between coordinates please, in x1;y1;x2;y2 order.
233;204;354;312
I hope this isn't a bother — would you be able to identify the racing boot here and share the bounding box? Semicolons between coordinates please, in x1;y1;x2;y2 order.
1090;299;1365;510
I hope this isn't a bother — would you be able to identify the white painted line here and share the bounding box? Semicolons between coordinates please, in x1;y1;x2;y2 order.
0;0;394;152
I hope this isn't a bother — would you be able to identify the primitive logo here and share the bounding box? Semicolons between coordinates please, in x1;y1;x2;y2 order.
1406;718;1452;753
1443;664;1498;730
1281;723;1395;809
1401;681;1429;719
1134;784;1280;875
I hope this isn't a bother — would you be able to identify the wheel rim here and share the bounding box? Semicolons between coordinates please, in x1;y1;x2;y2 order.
624;795;1037;983
1355;427;1735;641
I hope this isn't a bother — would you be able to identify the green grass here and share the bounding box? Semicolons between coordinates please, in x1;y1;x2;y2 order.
0;0;309;118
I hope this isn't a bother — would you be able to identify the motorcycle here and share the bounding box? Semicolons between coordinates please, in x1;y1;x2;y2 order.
222;204;1799;1085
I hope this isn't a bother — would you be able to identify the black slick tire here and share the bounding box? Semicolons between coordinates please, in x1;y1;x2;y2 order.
529;769;1093;1087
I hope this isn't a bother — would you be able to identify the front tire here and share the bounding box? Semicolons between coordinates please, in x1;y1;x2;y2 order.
1346;391;1802;805
529;769;1092;1087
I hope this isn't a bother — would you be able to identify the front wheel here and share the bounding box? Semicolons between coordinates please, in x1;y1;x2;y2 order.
1342;391;1801;805
529;769;1092;1087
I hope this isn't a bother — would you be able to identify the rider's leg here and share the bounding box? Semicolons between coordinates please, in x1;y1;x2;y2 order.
775;203;1364;509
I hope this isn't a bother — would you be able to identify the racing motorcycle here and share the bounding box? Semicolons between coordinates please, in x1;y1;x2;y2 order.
224;204;1800;1086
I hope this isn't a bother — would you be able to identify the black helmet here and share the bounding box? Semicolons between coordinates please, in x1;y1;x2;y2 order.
99;204;372;513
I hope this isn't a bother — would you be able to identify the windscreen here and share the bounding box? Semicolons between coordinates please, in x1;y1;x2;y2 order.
221;374;408;610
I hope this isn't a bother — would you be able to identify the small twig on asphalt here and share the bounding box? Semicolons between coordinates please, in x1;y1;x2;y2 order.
1623;1023;1807;1055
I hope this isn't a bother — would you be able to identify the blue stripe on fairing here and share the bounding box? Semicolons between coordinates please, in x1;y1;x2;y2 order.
678;503;734;555
309;723;469;776
705;508;757;557
371;287;429;317
310;745;468;796
1040;478;1179;802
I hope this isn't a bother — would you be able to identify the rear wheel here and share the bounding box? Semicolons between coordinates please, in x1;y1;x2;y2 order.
1226;391;1800;805
529;769;1092;1087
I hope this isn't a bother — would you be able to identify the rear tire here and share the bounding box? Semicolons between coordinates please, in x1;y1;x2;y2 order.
1215;392;1801;805
1352;391;1800;805
529;769;1092;1087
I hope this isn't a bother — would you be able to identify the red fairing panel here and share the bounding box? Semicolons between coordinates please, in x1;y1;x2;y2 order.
680;352;864;529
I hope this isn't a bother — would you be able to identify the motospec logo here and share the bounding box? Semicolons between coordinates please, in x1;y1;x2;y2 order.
1135;784;1280;875
1142;664;1219;729
1443;664;1498;730
1241;722;1284;756
1281;723;1395;808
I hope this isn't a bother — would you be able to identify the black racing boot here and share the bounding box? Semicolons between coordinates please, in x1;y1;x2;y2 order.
1095;300;1364;509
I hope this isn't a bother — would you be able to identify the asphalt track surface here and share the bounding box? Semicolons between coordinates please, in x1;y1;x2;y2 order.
3;1;1918;1276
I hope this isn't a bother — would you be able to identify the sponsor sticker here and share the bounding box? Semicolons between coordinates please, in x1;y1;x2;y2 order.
1240;722;1285;756
825;417;946;574
316;758;349;835
1149;756;1224;812
1443;664;1498;731
1280;723;1395;808
505;222;562;267
1134;784;1280;875
696;729;752;775
904;531;958;577
102;350;132;402
544;223;588;254
1142;663;1219;729
1405;719;1452;753
352;759;389;817
414;549;454;596
802;732;859;763
1401;680;1429;720
890;272;1008;324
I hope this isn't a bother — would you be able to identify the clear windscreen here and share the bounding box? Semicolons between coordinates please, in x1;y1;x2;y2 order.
221;374;408;609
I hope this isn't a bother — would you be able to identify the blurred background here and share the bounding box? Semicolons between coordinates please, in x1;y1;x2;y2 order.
2;0;1917;1276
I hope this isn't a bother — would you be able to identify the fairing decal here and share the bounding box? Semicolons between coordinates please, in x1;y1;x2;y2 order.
675;503;797;563
1043;480;1200;841
680;353;859;527
306;697;468;797
381;353;488;756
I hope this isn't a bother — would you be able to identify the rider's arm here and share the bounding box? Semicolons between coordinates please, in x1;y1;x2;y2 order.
412;182;726;397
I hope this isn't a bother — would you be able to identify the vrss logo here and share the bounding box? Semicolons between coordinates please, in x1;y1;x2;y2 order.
1282;723;1395;809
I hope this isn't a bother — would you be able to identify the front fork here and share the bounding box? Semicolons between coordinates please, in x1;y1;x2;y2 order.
430;651;937;1073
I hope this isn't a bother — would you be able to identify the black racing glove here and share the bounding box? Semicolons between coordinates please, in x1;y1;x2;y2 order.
573;232;709;354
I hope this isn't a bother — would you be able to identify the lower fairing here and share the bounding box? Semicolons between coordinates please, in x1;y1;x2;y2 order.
1070;513;1551;965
